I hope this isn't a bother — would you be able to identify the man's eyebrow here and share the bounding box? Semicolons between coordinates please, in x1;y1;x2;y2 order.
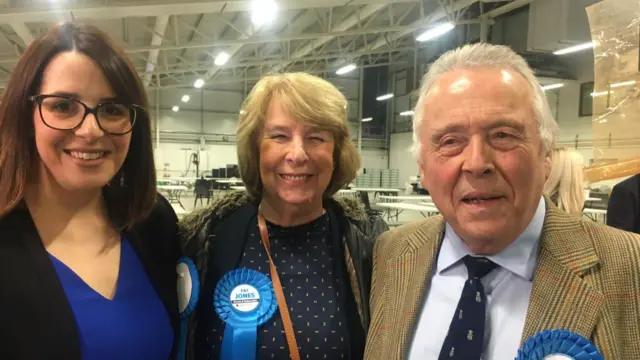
429;124;468;141
481;119;526;132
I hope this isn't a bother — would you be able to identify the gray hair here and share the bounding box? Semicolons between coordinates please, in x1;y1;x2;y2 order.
411;43;559;161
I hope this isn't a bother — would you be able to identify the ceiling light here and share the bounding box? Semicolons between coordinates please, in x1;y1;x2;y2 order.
591;91;609;97
336;63;357;75
599;119;608;124
361;117;373;122
400;110;414;116
239;110;246;115
214;52;230;66
416;22;455;42
610;80;636;88
194;79;204;88
376;93;394;101
553;42;594;55
251;0;277;27
181;95;190;102
172;106;179;112
541;83;564;91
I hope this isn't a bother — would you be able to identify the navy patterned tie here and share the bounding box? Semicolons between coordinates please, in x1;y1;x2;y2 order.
438;255;498;360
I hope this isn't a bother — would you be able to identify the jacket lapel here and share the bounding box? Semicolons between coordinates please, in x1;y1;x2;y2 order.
521;205;603;344
381;218;445;359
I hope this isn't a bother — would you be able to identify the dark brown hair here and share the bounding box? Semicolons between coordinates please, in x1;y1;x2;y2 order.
0;22;157;230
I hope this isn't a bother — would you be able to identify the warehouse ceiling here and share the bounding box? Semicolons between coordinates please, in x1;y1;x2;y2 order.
0;0;533;89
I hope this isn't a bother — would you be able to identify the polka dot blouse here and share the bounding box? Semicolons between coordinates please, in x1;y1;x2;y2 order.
205;213;350;359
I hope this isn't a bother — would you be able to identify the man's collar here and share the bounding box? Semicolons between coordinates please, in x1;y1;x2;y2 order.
438;196;546;281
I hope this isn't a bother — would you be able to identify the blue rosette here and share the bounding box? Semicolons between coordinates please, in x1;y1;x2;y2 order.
175;257;200;360
214;268;277;360
515;329;604;360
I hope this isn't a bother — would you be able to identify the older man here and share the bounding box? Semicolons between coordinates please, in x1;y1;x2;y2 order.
364;43;640;360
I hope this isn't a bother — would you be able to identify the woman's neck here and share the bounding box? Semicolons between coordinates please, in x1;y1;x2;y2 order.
259;196;325;227
23;180;115;248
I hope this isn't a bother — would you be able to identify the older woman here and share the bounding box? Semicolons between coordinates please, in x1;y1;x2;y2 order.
180;72;387;360
543;147;585;216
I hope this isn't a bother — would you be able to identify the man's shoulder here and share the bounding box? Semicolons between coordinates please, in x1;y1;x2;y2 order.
375;215;445;260
582;219;640;268
612;174;640;192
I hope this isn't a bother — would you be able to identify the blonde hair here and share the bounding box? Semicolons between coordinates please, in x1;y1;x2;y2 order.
544;148;585;216
236;72;360;199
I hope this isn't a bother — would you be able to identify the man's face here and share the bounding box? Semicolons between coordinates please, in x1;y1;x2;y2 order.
418;67;551;254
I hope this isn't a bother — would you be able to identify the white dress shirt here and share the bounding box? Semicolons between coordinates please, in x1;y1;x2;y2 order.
408;197;546;360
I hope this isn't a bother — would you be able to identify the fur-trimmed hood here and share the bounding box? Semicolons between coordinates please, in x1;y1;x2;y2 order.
179;191;369;253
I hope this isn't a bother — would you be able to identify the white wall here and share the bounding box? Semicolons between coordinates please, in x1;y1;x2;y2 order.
390;132;418;185
361;148;388;169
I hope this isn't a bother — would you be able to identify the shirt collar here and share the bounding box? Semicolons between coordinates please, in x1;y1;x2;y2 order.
438;196;546;281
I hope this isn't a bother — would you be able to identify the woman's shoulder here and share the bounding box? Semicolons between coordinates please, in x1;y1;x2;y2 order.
327;195;389;238
179;191;255;247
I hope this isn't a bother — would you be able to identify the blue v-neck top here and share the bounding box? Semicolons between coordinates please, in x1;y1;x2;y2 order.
50;238;173;360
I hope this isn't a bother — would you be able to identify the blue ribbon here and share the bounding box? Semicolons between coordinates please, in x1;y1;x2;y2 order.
515;329;603;360
175;257;200;360
214;269;277;360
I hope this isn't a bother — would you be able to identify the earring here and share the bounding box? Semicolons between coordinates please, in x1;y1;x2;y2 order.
120;173;125;187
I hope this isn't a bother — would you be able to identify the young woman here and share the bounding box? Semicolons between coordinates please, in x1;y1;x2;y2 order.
0;23;180;360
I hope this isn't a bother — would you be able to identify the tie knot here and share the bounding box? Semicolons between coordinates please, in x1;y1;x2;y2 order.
462;256;497;279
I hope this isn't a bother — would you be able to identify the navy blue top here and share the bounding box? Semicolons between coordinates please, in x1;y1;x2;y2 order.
202;213;350;359
50;237;174;360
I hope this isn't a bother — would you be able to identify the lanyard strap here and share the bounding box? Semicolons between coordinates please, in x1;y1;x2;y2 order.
257;214;301;360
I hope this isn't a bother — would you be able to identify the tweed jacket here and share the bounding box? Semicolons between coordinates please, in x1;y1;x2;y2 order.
364;202;640;360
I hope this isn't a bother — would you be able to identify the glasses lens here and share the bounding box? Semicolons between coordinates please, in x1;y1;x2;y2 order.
40;96;83;130
97;103;134;134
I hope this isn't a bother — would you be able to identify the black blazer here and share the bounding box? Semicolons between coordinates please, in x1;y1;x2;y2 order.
606;174;640;234
0;193;181;360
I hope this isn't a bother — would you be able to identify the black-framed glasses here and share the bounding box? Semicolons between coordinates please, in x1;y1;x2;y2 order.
29;94;144;135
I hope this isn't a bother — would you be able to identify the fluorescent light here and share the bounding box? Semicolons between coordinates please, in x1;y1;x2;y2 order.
181;95;190;102
194;79;204;88
400;110;414;116
214;52;230;66
610;80;636;88
416;22;455;42
172;106;179;112
376;93;394;101
553;42;594;55
541;83;564;91
336;63;357;75
599;119;608;124
251;0;277;27
591;91;609;97
361;117;373;122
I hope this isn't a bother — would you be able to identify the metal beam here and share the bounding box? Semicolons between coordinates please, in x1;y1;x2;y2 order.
360;0;478;53
154;61;406;89
142;46;412;76
10;22;33;46
0;0;419;23
203;9;318;83
481;0;531;18
0;22;434;65
272;4;388;72
142;15;170;88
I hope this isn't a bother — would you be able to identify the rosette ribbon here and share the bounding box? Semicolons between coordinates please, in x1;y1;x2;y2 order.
214;268;277;360
176;257;200;360
515;329;604;360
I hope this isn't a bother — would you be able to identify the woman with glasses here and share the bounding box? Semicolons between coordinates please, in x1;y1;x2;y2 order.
0;23;180;360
